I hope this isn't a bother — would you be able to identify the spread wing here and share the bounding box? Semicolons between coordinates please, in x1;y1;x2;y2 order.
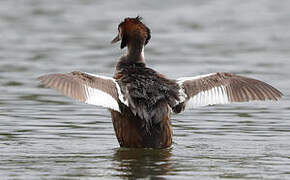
174;72;283;111
38;71;128;112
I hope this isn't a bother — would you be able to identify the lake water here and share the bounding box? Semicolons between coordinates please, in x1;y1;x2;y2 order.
0;0;290;179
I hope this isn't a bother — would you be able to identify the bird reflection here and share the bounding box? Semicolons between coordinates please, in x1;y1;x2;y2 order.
112;147;173;179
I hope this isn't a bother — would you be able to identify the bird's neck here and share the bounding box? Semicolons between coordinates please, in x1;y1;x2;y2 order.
126;38;145;63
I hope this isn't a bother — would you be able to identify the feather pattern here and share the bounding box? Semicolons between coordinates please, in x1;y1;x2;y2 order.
115;62;180;133
38;71;126;112
175;72;283;110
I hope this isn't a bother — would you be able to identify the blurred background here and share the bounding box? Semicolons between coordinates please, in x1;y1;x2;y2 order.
0;0;289;179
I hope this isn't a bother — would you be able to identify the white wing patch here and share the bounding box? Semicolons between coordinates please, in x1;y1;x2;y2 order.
177;85;187;104
85;72;128;106
114;80;128;106
186;85;229;108
176;73;216;105
84;85;120;112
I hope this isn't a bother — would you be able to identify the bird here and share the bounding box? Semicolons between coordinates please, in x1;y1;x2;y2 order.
38;16;283;148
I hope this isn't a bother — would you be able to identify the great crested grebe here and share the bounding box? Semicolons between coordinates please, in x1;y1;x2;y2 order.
38;16;283;148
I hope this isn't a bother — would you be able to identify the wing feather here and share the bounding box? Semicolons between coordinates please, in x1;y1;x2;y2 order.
38;71;126;112
176;72;283;110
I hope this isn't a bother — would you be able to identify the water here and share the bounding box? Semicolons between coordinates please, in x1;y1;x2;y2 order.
0;0;290;179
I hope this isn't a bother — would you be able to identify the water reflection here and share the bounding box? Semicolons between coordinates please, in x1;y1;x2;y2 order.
113;148;172;179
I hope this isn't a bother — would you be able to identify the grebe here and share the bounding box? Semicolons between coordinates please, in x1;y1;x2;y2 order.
38;16;283;148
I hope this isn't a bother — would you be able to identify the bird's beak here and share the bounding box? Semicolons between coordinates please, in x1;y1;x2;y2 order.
111;34;121;44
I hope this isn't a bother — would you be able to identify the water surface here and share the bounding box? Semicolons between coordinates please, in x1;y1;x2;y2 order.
1;0;290;179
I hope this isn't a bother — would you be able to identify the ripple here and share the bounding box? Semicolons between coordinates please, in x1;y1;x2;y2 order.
2;81;23;86
0;0;290;179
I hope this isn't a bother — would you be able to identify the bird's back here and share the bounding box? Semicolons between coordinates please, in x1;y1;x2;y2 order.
111;62;179;148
